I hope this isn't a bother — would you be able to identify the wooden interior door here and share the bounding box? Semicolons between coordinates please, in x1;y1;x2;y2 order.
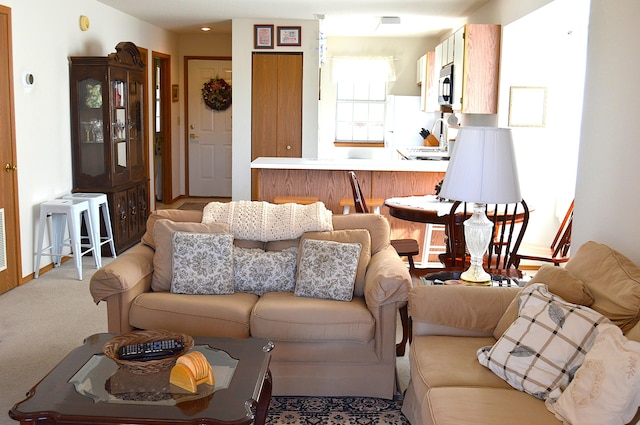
251;53;302;198
0;5;21;293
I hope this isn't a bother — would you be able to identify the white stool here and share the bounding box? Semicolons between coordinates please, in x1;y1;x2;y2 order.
63;193;116;268
34;199;98;280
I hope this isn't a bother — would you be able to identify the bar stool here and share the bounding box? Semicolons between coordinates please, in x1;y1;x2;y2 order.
63;192;116;268
34;199;98;280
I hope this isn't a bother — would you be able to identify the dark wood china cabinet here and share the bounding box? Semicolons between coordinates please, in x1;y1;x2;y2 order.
69;42;149;254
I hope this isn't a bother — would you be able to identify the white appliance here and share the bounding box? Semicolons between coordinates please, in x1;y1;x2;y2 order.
384;95;432;148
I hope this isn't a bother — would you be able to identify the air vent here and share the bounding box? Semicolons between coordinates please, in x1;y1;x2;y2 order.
0;209;6;272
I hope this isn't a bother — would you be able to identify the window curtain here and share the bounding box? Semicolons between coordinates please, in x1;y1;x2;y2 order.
331;56;396;82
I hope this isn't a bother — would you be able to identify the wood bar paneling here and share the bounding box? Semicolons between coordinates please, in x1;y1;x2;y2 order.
256;168;446;263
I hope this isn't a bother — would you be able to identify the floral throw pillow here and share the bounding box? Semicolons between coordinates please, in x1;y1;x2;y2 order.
233;246;298;295
477;283;610;401
294;239;361;302
545;323;640;425
170;232;234;295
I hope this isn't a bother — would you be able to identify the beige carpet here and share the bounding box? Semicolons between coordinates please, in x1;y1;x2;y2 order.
0;255;410;424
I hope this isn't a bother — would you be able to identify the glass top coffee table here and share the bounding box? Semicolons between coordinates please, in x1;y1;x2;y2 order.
10;333;273;425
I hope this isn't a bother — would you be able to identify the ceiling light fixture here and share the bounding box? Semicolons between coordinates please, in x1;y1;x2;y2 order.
200;26;211;32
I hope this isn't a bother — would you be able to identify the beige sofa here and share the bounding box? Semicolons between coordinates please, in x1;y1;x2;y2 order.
402;241;640;425
89;207;411;399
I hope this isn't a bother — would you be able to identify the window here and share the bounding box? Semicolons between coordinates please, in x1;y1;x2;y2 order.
331;56;395;145
335;81;386;143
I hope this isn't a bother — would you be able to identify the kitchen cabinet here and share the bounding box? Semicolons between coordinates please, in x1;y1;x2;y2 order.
417;51;438;112
451;24;501;114
69;42;149;254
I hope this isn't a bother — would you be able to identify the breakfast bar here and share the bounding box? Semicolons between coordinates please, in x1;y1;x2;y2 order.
251;156;449;264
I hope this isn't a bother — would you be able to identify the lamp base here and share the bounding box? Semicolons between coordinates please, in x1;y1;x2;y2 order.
460;202;494;284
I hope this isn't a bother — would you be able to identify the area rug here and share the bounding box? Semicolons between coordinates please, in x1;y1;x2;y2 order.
266;396;410;424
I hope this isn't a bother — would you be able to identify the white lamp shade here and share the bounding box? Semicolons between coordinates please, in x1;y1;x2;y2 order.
440;127;521;204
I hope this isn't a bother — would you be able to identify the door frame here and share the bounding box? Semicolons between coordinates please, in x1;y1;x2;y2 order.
152;51;173;204
0;5;22;290
183;56;232;196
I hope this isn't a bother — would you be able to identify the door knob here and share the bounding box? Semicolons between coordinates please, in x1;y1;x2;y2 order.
4;163;17;172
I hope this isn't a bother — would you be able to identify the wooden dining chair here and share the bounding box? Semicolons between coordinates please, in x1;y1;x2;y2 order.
348;171;420;270
441;199;530;273
509;200;574;268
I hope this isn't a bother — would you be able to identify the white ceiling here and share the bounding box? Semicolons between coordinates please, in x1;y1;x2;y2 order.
96;0;490;38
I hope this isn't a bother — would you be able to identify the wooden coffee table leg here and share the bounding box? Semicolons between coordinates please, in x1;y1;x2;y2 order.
254;370;272;425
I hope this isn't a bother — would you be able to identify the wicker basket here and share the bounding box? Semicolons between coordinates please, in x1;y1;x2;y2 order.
103;329;194;375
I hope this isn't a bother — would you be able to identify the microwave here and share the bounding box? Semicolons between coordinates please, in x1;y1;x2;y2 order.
438;63;454;106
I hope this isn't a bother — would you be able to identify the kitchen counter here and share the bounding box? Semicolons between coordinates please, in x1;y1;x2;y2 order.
250;156;449;173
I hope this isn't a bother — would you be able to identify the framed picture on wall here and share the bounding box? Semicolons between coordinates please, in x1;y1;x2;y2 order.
277;26;301;46
508;86;547;127
254;25;274;49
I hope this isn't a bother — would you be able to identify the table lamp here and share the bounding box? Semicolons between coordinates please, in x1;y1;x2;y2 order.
438;127;521;282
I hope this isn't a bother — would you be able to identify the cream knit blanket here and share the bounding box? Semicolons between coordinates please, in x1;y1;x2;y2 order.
202;201;333;241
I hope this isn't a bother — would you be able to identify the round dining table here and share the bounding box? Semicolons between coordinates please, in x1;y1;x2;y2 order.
384;195;453;225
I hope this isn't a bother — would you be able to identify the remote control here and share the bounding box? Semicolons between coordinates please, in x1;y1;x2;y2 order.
117;339;184;361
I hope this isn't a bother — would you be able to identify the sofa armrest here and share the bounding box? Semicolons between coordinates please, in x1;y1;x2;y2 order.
363;245;412;308
90;244;154;304
409;285;520;337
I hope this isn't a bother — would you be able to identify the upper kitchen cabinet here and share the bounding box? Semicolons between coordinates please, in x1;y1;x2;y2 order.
451;24;501;114
416;51;438;112
69;42;149;254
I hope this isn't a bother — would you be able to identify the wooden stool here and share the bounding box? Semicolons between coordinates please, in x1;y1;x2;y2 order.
273;196;319;205
34;199;98;280
63;193;116;268
339;197;385;214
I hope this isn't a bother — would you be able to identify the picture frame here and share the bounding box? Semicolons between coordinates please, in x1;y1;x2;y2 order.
277;26;301;46
508;86;547;127
254;24;274;49
171;84;179;103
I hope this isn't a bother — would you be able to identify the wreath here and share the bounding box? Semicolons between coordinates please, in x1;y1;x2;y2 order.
202;78;232;111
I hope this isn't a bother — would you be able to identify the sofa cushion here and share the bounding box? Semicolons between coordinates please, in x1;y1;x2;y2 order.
170;232;235;295
545;323;640;425
295;239;362;301
299;229;371;297
425;387;559;425
331;213;390;256
565;241;640;333
478;283;610;401
410;335;511;390
494;265;595;339
141;209;203;249
151;219;229;292
233;246;298;295
250;292;375;343
129;292;258;338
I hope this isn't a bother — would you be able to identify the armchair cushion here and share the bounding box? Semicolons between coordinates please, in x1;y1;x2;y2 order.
494;265;595;339
151;219;229;292
478;283;610;401
298;229;371;296
233;246;298;295
170;232;235;295
545;323;640;425
295;239;362;301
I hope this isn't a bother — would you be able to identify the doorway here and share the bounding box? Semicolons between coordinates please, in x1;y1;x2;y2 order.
185;58;232;197
152;52;172;204
0;5;22;294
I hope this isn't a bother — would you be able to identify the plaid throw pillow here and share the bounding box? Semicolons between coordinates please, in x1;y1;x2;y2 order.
478;283;610;401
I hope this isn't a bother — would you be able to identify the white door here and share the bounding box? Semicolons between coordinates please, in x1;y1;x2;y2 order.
187;60;232;196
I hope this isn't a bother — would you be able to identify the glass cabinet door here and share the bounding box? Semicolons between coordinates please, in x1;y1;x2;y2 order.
128;72;145;181
77;78;106;178
111;73;129;186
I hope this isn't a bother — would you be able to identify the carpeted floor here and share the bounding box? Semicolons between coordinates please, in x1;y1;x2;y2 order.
1;257;411;425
